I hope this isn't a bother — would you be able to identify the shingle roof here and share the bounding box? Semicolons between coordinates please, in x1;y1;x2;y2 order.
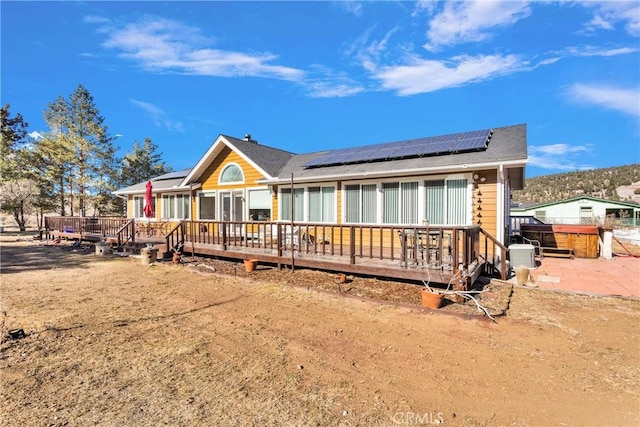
271;124;527;182
115;124;527;194
114;169;191;195
221;135;294;177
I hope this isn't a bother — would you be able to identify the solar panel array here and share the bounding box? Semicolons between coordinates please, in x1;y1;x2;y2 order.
303;129;493;168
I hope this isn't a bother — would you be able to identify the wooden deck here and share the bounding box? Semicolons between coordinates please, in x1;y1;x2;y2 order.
184;240;482;284
44;217;507;287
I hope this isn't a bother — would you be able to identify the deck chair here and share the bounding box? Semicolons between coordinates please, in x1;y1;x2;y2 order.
284;225;301;249
397;230;426;267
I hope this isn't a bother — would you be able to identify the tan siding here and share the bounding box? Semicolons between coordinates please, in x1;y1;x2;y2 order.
190;145;271;220
127;196;133;218
473;171;498;237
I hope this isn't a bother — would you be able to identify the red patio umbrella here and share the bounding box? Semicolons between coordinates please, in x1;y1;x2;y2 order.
143;180;154;218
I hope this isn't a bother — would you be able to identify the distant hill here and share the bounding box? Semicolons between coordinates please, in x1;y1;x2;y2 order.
513;164;640;204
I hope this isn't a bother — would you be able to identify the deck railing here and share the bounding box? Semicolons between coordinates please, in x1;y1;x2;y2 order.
182;220;505;279
43;217;508;281
45;216;129;239
116;219;136;248
165;222;186;255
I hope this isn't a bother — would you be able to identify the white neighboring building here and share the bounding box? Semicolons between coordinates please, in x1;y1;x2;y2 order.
511;195;640;227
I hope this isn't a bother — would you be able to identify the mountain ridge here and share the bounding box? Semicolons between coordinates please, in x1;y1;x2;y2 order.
513;164;640;204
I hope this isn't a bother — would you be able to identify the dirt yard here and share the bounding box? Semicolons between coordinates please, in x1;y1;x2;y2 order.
1;234;639;426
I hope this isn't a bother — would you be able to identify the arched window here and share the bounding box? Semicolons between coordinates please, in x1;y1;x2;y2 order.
219;164;244;184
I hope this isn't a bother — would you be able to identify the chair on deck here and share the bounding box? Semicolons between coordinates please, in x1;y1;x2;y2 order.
397;230;426;267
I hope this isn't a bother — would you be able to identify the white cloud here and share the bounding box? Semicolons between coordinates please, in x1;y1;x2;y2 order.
566;83;640;117
336;0;363;17
532;44;638;69
528;144;595;171
28;131;43;140
83;15;111;25
581;1;640;36
530;143;592;156
565;45;639;57
130;99;184;132
372;54;525;95
423;1;532;51
93;15;304;82
306;80;365;98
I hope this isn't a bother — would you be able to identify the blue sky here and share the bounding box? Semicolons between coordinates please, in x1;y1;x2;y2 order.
2;1;639;178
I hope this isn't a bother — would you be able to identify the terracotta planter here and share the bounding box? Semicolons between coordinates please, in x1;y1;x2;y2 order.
172;252;182;264
336;274;347;284
421;289;444;309
244;259;258;272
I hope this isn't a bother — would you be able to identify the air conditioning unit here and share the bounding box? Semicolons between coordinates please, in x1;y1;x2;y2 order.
508;244;536;269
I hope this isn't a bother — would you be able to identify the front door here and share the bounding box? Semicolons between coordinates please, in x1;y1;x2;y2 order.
220;191;244;222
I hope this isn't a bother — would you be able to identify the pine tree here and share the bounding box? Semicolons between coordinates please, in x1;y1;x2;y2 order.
38;84;117;216
0;104;34;230
0;103;29;181
119;137;173;187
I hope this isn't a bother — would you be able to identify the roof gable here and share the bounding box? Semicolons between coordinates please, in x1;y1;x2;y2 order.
181;134;294;185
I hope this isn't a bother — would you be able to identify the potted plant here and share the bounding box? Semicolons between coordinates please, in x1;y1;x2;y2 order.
420;282;445;309
420;289;444;309
335;274;347;284
244;259;258;272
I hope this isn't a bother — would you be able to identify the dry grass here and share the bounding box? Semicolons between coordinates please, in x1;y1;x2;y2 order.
1;235;639;426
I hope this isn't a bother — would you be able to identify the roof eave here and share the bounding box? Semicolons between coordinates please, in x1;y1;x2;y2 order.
112;185;194;197
259;158;528;185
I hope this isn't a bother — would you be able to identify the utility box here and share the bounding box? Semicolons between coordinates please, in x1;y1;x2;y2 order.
509;244;536;269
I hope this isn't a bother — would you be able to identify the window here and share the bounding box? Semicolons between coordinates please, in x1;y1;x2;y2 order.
424;179;468;225
198;192;216;220
446;179;467;224
344;184;377;224
308;186;335;222
382;182;418;225
280;188;304;221
248;189;271;221
280;186;336;222
361;185;377;223
534;210;546;223
579;206;593;224
382;183;398;224
133;195;155;219
162;194;190;219
425;180;444;224
345;185;360;223
219;164;244;184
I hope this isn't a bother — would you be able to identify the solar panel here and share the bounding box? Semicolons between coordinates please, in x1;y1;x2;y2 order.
302;128;492;167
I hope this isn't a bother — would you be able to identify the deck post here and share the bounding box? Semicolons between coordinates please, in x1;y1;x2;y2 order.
222;222;227;250
276;223;283;269
349;226;356;265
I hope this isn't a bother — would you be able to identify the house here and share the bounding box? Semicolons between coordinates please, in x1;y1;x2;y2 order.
114;124;527;246
46;124;527;285
511;195;640;227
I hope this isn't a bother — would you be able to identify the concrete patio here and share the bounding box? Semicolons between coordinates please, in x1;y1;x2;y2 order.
524;254;639;298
